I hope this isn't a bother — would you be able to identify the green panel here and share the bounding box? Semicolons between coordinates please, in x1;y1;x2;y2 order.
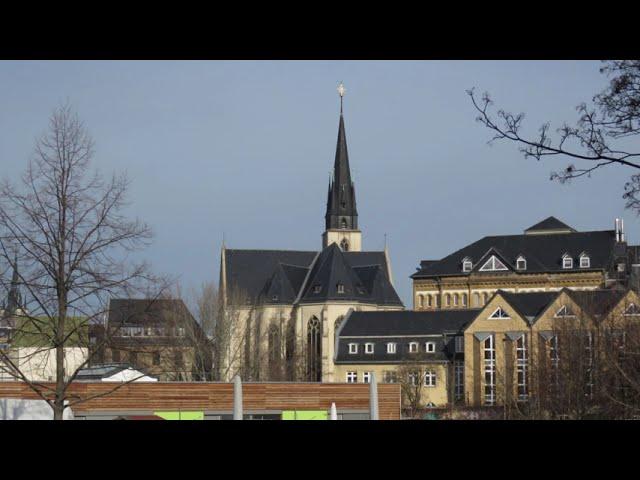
154;411;204;420
281;410;328;420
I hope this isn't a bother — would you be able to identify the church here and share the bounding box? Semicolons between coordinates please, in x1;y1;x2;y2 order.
218;85;404;382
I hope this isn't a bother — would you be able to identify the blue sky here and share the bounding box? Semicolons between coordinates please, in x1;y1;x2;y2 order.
0;61;635;305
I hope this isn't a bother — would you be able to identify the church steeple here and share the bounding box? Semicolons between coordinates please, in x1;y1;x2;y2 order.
4;251;22;317
323;83;361;252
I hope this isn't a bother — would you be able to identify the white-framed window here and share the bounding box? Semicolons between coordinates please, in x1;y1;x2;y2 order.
579;254;590;268
462;258;473;272
408;342;419;353
562;254;573;269
462;293;468;307
346;371;357;383
516;255;527;270
408;371;419;386
313;284;322;293
363;371;372;383
365;343;374;354
425;342;436;353
386;342;397;354
453;293;459;306
555;305;575;318
424;370;437;387
455;336;464;353
488;307;510;319
625;303;640;316
454;361;464;400
483;334;496;405
516;334;528;400
479;255;509;272
337;283;345;294
348;343;358;354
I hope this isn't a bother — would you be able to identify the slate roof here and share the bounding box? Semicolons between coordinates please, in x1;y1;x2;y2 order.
525;216;576;233
412;219;616;278
75;363;136;380
566;289;628;316
335;309;476;363
496;290;560;323
224;244;403;307
108;298;198;327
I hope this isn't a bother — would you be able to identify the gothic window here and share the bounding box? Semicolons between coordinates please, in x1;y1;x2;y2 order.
268;324;281;379
340;238;349;251
307;317;322;382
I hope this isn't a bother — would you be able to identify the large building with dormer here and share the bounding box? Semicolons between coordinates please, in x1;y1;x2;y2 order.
411;216;640;311
218;93;403;383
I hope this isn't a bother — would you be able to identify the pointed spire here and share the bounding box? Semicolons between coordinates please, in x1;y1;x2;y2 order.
325;83;358;231
6;250;22;316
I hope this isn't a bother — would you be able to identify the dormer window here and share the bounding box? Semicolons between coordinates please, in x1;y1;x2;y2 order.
271;295;279;302
348;343;358;354
562;254;573;269
365;343;374;354
462;258;473;272
479;255;508;272
337;283;345;294
313;285;322;294
425;342;436;353
579;253;590;268
408;342;418;353
516;255;527;270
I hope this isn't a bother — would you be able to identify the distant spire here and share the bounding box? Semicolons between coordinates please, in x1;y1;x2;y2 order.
337;81;346;115
6;250;22;316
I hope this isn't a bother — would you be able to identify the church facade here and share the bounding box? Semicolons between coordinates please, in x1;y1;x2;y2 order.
218;94;403;382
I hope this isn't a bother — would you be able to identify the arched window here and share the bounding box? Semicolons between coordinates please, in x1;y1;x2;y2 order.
445;293;451;307
427;294;432;307
483;292;489;305
435;295;441;308
340;238;349;251
307;317;322;382
462;293;468;307
268;324;281;379
341;218;347;229
418;294;424;309
453;293;459;307
473;292;480;307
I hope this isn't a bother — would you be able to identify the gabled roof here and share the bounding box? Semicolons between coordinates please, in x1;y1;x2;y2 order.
565;289;628;316
524;216;576;234
412;227;616;279
108;298;198;327
496;290;560;324
225;245;402;307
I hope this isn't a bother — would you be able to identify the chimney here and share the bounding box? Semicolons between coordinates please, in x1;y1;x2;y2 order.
621;218;626;242
615;218;620;242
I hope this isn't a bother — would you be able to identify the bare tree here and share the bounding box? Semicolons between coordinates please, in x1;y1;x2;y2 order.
468;60;640;212
0;103;164;419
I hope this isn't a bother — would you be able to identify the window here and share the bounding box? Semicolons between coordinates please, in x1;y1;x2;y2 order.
424;370;436;387
340;238;349;251
453;293;459;306
153;351;161;366
271;295;279;302
346;371;357;383
482;292;489;305
549;335;559;372
444;293;451;307
348;343;358;354
408;371;419;386
418;294;424;308
341;218;347;229
516;256;527;270
555;305;575;318
177;327;185;337
408;342;418;353
625;303;640;316
337;283;345;294
479;255;509;272
386;342;397;354
488;307;510;319
454;361;464;400
363;371;372;383
516;334;528;400
483;335;496;405
307;317;322;382
462;258;473;272
174;351;184;368
425;342;435;353
426;295;433;307
313;285;322;293
473;292;480;307
462;293;468;307
383;370;398;383
365;343;374;354
579;254;590;268
562;254;573;269
455;336;464;353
